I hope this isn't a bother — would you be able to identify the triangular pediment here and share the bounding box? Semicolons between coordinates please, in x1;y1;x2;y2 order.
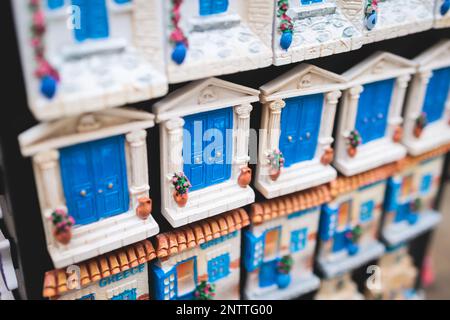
152;78;259;121
260;64;346;97
343;52;417;81
414;40;450;67
19;108;155;156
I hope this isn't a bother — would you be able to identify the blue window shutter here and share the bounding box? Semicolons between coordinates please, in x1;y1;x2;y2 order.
420;174;433;194
422;67;450;123
199;0;228;15
243;231;264;272
72;0;88;42
319;204;338;241
208;253;230;282
360;200;374;223
384;177;401;212
48;0;64;10
213;0;228;14
72;0;109;41
151;264;177;300
290;228;308;253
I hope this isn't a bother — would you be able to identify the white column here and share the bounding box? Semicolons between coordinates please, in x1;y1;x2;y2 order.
388;75;411;136
266;100;286;151
126;130;149;209
233;104;253;178
344;85;363;136
319;90;341;153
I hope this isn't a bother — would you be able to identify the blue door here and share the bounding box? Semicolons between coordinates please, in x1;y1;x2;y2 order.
332;231;348;252
60;135;129;225
356;79;395;144
199;0;228;15
72;0;109;42
259;260;278;288
395;202;410;223
183;108;232;192
279;94;323;167
422;67;450;123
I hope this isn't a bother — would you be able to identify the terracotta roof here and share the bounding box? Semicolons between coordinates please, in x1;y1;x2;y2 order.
155;209;249;259
43;240;156;298
330;163;398;197
250;185;332;224
399;143;450;170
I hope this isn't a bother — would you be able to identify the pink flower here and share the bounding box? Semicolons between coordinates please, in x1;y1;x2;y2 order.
33;10;45;29
170;29;186;43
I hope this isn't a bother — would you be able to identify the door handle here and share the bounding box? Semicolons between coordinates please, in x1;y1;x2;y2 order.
98;189;103;194
80;190;87;197
194;157;201;164
305;132;311;140
288;136;293;142
216;151;222;158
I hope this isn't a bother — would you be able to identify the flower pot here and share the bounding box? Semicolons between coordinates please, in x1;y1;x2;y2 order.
171;42;187;65
393;126;403;143
347;243;359;256
321;148;334;165
365;11;377;31
276;273;291;289
136;196;152;220
269;168;281;181
53;229;72;245
238;167;252;188
407;213;419;225
173;190;188;207
40;75;58;99
347;146;357;158
280;32;293;50
413;126;423;138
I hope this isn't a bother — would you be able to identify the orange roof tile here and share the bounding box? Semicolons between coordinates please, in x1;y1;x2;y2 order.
42;240;156;299
250;185;332;224
155;209;250;259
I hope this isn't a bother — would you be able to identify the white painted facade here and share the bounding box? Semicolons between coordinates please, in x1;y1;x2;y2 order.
434;0;450;29
18;109;159;268
0;228;18;300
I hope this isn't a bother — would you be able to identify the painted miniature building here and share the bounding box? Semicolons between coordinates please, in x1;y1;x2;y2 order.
317;164;394;278
315;272;363;300
272;0;364;66
12;0;168;121
402;40;450;156
0;228;18;300
42;240;155;300
243;185;331;300
150;209;249;300
382;146;448;247
334;52;414;176
434;0;450;29
18;109;159;268
365;245;419;300
256;64;346;198
163;0;274;83
153;78;258;228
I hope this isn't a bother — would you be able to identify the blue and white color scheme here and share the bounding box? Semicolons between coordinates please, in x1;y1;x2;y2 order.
402;40;450;156
256;64;346;199
382;154;444;247
12;0;168;121
18;109;159;268
153;78;259;228
334;52;415;176
435;0;450;28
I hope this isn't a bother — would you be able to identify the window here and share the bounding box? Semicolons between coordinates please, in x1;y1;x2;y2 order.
264;228;280;259
290;228;308;253
111;288;137;300
360;200;374;223
176;258;197;296
199;0;229;16
301;0;324;5
337;200;352;230
77;293;95;300
72;0;109;42
208;254;230;282
422;67;450;123
47;0;65;9
420;174;433;194
401;174;414;198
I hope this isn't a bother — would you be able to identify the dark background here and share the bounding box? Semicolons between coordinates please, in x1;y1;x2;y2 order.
1;0;449;299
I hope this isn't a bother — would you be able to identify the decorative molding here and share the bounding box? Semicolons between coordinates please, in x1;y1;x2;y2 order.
198;86;217;104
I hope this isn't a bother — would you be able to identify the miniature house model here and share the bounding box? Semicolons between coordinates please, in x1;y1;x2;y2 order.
334;52;415;176
317;164;393;278
243;185;330;300
402;40;450;156
272;0;364;65
163;0;274;83
151;210;248;300
382;149;447;247
43;240;156;300
435;0;450;28
361;0;434;44
315;272;363;300
256;64;346;199
153;78;259;228
18;109;159;268
365;246;419;300
12;0;168;121
0;228;18;301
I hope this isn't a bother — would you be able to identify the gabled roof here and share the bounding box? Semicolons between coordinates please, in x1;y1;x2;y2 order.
250;185;331;224
19;108;155;157
152;78;259;122
155;209;249;259
342;52;416;82
413;40;450;71
260;64;346;101
43;240;156;298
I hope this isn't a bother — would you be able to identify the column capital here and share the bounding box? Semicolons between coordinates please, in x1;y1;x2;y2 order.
268;100;286;113
234;104;253;118
397;74;412;88
418;70;433;83
126;129;147;145
325;90;342;104
165;117;185;131
33;150;59;169
349;85;363;98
